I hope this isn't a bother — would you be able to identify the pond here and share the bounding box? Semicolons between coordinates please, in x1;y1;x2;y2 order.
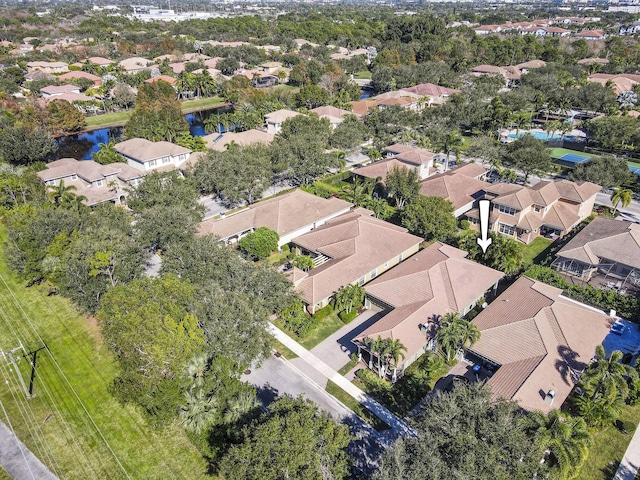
54;104;232;160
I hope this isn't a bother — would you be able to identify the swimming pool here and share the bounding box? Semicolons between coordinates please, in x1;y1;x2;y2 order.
507;131;579;141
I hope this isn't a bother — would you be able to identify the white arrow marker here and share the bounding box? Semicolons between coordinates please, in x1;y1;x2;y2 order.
476;199;492;254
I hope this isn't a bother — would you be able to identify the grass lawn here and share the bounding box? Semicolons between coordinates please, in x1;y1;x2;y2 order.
180;96;226;113
85;111;131;129
272;339;298;360
325;380;391;431
298;312;345;350
274;311;346;351
576;404;640;480
0;226;209;479
353;71;372;80
519;237;553;267
0;466;10;480
338;357;358;376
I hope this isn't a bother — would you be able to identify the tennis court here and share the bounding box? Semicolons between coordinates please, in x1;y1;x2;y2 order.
550;148;592;166
629;162;640;175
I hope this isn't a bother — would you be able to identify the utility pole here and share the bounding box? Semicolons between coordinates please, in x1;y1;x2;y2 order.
1;344;46;399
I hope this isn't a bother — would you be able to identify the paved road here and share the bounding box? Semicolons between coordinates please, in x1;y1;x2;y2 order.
268;323;418;439
0;421;58;480
614;419;640;480
242;353;386;476
595;192;640;223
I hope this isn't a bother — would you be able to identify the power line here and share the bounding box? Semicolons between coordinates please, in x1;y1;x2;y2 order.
0;290;100;479
0;273;131;479
0;396;36;480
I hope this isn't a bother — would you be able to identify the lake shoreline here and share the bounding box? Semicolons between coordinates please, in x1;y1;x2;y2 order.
81;99;229;134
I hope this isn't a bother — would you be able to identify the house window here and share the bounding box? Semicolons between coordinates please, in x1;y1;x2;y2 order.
47;180;55;186
370;269;377;280
162;156;170;164
178;154;186;161
496;204;517;216
358;276;365;286
534;205;542;213
71;174;77;180
468;217;478;225
384;261;389;268
148;159;157;167
499;223;516;236
96;180;103;187
399;252;403;262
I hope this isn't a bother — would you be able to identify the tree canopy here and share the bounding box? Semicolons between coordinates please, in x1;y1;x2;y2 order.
401;196;456;241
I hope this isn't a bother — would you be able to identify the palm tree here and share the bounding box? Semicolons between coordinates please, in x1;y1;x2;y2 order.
184;353;209;390
223;391;260;424
48;180;78;205
580;346;633;403
611;188;633;215
179;389;219;434
436;313;480;362
367;335;388;377
436;130;464;172
383;339;407;381
528;410;591;479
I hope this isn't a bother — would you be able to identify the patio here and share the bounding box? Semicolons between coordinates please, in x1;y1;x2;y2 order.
559;270;640;297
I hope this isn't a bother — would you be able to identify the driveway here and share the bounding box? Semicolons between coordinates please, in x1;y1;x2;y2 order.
311;310;386;372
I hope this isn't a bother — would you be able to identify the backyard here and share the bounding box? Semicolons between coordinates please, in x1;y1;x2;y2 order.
0;227;208;479
519;236;554;267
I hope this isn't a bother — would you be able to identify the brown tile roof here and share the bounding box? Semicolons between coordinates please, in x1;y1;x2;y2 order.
293;211;422;306
196;189;352;240
400;83;460;97
419;166;489;211
395;148;435;166
556;217;640;270
264;109;300;124
114;138;190;162
40;84;80;95
469;276;610;412
204;129;274;151
38;158;142;184
59;71;101;82
310;105;353;120
144;75;176;85
353;159;415;183
385;144;415;155
353;243;503;365
350;100;377;117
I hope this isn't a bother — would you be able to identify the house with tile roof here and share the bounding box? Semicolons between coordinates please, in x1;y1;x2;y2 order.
264;109;300;135
289;209;422;314
467;276;610;413
551;217;640;291
114;138;191;173
40;84;80;98
59;71;102;86
353;145;436;182
26;61;69;73
465;179;600;244
310;106;356;128
353;242;504;378
118;57;153;74
203;129;275;152
587;73;640;96
37;158;144;206
196;189;352;248
399;83;460;106
419;163;489;217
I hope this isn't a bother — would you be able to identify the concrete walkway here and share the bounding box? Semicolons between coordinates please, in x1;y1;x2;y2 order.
0;421;58;480
614;421;640;480
268;324;417;438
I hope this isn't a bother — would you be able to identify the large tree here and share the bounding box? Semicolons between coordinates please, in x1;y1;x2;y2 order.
98;274;206;424
218;396;351;480
45;99;86;136
584;115;640;151
385;166;420;209
124;80;189;142
504;133;552;184
401;196;456;241
569;155;633;189
238;227;279;260
435;312;480;362
0;125;57;165
375;383;543;480
329;114;368;151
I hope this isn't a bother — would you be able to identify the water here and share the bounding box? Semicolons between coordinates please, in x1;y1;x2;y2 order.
54;104;231;160
359;88;374;100
508;131;579;142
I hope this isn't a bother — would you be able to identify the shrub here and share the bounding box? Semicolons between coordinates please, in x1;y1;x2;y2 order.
313;303;334;321
238;227;279;260
459;219;470;230
280;300;318;338
339;309;358;323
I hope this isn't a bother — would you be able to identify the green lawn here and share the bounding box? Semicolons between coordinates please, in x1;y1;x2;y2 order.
576;404;640;480
298;312;345;350
519;237;554;267
0;466;10;480
338;357;358;376
325;380;391;431
85;111;131;129
353;71;372;80
272;339;298;360
0;226;209;479
180;96;225;113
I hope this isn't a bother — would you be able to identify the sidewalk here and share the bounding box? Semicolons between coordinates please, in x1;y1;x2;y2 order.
614;421;640;480
268;324;417;438
0;421;58;480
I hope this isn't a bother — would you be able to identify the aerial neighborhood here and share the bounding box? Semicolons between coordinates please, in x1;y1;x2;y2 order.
2;2;640;480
